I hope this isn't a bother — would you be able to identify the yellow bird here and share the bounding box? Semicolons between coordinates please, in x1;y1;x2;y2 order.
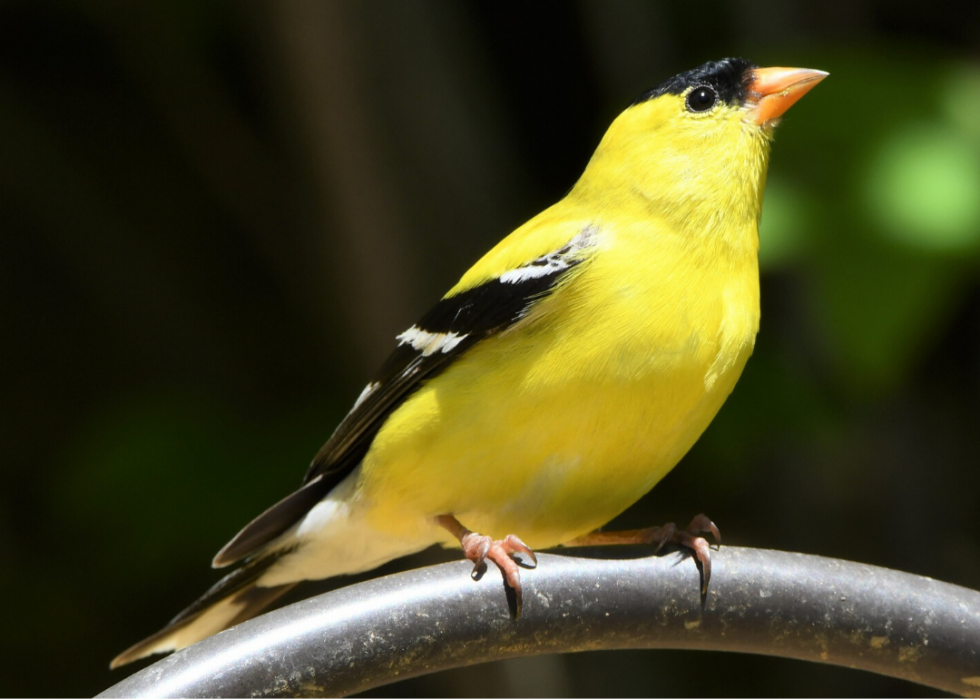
113;58;826;668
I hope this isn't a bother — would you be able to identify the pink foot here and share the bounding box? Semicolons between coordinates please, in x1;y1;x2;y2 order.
437;515;537;617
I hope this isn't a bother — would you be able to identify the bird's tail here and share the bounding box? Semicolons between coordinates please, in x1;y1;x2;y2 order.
110;551;295;669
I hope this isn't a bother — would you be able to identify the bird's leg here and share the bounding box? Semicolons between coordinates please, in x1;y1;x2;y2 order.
436;514;537;616
564;514;720;593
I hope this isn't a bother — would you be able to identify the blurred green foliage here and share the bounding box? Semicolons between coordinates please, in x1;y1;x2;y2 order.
1;1;977;697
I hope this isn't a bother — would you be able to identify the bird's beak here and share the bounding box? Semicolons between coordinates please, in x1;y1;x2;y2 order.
744;67;828;125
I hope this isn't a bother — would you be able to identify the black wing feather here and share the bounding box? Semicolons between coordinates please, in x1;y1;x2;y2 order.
304;235;596;485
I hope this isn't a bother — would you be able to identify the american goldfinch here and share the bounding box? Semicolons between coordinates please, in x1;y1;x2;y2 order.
113;58;826;668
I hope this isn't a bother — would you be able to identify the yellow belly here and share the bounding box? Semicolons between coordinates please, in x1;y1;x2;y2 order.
359;222;760;548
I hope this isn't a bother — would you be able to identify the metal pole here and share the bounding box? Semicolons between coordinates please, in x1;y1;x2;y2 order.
99;546;980;697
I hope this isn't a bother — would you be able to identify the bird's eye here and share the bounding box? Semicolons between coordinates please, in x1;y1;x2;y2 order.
686;86;717;112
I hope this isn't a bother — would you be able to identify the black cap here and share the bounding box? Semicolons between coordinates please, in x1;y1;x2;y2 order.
633;58;757;108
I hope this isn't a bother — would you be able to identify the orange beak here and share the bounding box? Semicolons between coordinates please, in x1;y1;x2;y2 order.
745;67;828;125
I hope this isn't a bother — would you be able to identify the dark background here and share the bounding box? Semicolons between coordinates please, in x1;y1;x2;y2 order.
2;1;979;696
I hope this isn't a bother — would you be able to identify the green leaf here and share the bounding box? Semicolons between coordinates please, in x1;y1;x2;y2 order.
864;124;980;254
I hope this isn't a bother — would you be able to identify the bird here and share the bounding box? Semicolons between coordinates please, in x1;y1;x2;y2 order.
112;57;826;668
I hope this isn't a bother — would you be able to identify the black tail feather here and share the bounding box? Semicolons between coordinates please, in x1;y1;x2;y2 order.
111;549;297;669
212;477;329;568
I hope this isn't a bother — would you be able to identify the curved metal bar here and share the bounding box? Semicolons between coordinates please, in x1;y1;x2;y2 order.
99;547;980;697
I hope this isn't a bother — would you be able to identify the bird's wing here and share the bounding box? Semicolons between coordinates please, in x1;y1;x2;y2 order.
212;225;599;567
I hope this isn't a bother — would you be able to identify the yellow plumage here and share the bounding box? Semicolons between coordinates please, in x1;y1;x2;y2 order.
113;58;826;668
363;89;769;547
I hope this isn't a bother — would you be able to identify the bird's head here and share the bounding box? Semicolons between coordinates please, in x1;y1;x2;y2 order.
573;58;827;244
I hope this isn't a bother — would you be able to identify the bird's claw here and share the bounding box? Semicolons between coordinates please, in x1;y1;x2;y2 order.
459;531;537;617
686;513;721;546
668;514;720;593
649;522;676;554
502;534;538;567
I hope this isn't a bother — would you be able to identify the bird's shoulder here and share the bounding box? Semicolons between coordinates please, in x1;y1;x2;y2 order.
449;205;601;296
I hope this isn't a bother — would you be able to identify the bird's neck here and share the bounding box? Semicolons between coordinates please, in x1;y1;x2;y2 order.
569;122;771;261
